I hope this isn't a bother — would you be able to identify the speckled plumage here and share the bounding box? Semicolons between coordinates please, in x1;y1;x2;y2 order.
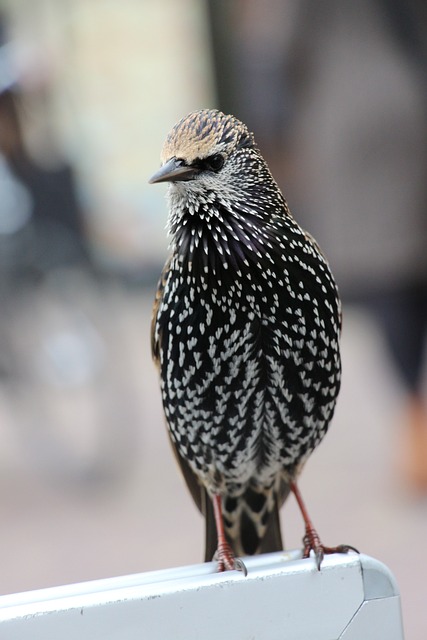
151;109;343;566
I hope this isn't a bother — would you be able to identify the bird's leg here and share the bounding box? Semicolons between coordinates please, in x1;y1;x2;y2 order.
212;494;247;575
290;482;358;571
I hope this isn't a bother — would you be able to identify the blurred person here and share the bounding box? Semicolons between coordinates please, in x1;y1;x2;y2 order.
0;12;88;285
208;0;427;493
0;85;88;281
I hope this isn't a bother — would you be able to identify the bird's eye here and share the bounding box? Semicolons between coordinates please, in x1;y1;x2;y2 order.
204;154;225;172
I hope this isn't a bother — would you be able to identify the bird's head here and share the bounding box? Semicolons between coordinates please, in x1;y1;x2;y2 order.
149;109;287;268
149;108;285;216
149;109;256;190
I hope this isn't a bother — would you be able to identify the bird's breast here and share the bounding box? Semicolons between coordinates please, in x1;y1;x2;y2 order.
154;254;341;491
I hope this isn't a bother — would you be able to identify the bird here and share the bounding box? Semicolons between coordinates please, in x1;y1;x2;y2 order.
149;108;356;573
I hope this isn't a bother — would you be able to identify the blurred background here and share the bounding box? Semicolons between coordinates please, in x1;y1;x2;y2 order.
0;1;426;637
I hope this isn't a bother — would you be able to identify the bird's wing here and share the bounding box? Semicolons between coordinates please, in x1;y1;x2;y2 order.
303;229;326;259
151;255;172;367
303;229;342;330
169;436;205;516
151;254;207;518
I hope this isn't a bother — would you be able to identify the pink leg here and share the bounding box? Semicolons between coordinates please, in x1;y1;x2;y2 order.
212;494;247;575
291;482;358;570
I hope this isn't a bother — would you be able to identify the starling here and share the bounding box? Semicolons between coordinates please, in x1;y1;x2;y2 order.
150;109;355;572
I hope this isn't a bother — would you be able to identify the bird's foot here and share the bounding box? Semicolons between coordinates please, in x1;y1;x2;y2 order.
291;481;358;571
214;542;247;576
302;526;359;571
211;493;248;575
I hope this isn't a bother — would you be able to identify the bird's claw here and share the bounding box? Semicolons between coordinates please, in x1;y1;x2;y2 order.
302;531;359;571
215;543;248;576
234;557;248;576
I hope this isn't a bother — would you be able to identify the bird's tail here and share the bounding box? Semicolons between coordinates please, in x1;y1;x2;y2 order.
204;482;290;561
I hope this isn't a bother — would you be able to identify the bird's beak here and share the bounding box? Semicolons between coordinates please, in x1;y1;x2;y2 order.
149;158;199;184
